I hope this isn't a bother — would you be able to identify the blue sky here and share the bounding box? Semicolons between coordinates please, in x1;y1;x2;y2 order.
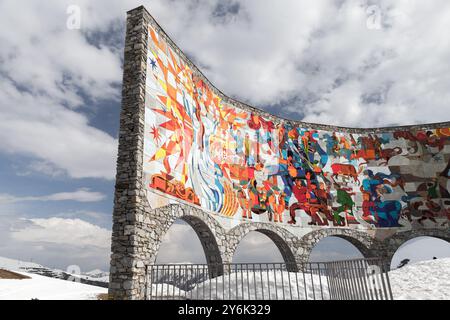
0;0;449;272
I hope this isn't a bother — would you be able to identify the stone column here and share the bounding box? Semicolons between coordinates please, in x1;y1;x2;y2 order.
108;6;151;300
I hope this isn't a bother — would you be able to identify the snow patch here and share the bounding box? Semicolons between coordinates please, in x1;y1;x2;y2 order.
0;271;106;300
389;258;450;300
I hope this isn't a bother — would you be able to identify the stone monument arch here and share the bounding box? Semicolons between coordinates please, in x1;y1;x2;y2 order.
109;6;450;299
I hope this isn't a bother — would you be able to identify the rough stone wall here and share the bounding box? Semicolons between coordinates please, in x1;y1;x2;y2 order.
109;6;150;300
109;6;449;300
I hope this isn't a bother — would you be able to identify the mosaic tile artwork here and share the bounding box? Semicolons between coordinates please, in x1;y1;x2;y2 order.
143;26;450;230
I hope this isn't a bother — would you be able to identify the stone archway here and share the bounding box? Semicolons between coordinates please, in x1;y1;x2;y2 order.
300;228;385;263
109;203;227;299
180;215;223;265
225;223;300;271
383;229;450;267
155;204;227;277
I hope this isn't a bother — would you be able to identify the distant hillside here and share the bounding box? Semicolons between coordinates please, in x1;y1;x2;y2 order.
0;270;106;300
0;256;108;288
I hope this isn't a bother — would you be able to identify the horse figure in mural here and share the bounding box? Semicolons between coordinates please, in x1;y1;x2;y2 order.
331;163;360;184
401;198;442;226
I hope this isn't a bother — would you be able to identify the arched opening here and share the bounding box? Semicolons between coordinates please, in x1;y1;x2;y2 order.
155;216;223;277
390;236;450;270
309;236;365;262
232;229;298;271
155;219;206;264
232;231;284;263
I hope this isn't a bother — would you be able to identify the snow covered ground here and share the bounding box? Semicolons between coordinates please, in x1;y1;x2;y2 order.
148;271;329;300
0;271;107;300
389;258;450;300
188;271;329;300
0;256;109;286
148;258;450;300
0;256;43;271
1;256;448;300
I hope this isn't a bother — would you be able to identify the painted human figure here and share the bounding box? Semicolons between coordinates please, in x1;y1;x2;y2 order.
332;184;355;226
288;178;310;225
306;184;327;225
362;191;377;223
247;180;268;215
234;129;244;164
267;189;286;223
311;182;334;225
301;131;311;154
237;188;251;219
244;133;251;165
248;114;262;164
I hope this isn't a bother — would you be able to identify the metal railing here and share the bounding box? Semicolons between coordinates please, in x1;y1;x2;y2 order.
145;258;393;300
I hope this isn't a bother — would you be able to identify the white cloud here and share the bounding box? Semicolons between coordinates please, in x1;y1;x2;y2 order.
0;0;122;106
2;0;449;181
157;220;284;263
195;0;450;127
52;210;111;228
103;0;449;127
156;221;207;263
115;0;450;126
1;0;450;270
15;161;67;178
0;213;111;270
0;80;118;179
309;236;364;262
0;0;120;180
0;188;106;203
11;217;111;249
233;232;284;263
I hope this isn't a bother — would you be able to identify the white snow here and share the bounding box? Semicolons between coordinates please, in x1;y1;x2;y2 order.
148;258;450;300
1;256;448;300
0;256;109;284
147;271;330;300
70;273;110;283
389;258;450;300
149;284;187;299
148;271;329;300
187;271;329;300
0;256;43;270
84;269;109;278
0;271;107;300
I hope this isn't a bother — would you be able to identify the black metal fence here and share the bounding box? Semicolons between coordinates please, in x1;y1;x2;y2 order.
145;258;393;300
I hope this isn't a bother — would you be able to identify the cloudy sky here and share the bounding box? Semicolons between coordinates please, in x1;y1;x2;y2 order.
0;0;449;272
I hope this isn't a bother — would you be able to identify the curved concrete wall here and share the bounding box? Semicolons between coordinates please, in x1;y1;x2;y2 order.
109;6;450;300
143;20;450;231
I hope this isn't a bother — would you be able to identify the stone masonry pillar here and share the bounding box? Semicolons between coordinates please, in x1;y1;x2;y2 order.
108;6;151;300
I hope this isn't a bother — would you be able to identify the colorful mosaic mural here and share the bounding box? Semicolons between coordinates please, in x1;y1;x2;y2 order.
143;26;450;229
